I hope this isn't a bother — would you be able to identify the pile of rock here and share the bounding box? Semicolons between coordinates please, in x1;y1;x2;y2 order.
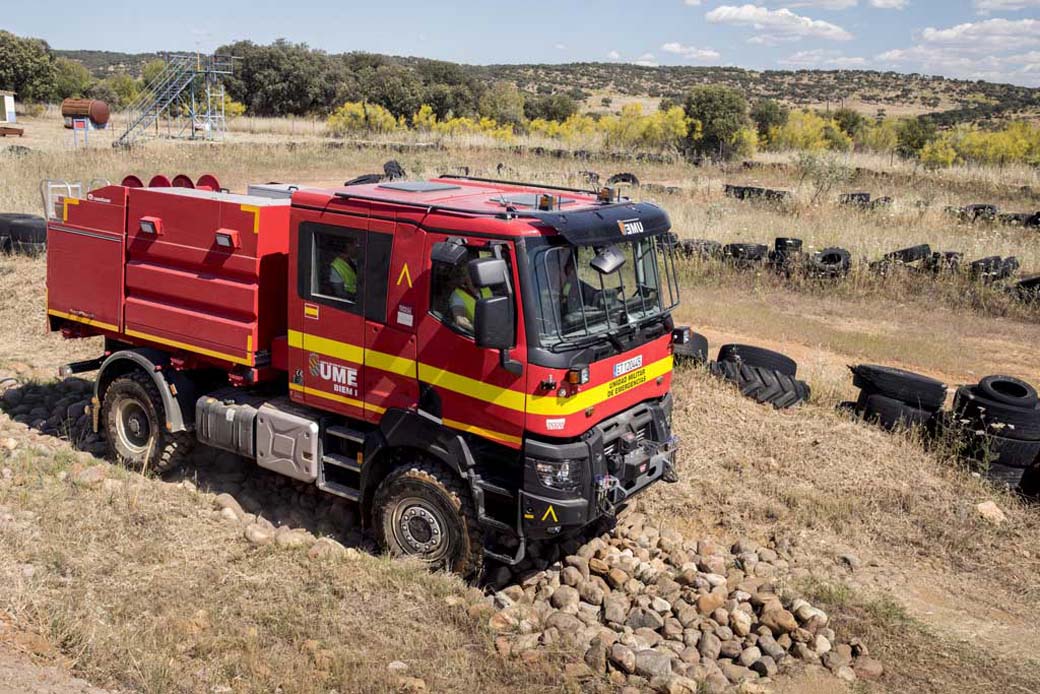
486;512;882;692
0;378;100;455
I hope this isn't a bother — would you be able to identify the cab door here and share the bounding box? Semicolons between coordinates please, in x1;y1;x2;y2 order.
294;217;368;418
415;235;525;449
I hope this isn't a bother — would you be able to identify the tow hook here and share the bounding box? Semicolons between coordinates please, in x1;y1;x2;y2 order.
596;474;625;517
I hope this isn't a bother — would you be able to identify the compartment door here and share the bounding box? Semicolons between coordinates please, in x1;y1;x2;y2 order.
47;221;125;333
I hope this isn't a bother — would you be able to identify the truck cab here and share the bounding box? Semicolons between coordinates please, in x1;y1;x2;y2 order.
45;174;685;576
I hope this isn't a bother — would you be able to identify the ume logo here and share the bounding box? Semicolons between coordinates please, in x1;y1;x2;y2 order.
308;352;358;396
618;219;644;236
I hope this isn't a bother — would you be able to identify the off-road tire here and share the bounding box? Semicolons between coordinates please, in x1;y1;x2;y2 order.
101;371;194;474
675;332;709;365
710;361;810;409
717;344;797;377
964;431;1040;469
978;375;1039;409
983;463;1028;490
737;364;811;409
953;385;1040;441
806;247;851;278
722;243;768;264
857;391;933;431
373;460;483;577
850;364;946;411
884;244;931;264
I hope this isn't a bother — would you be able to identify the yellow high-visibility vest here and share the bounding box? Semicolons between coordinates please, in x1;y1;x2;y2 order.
331;256;357;294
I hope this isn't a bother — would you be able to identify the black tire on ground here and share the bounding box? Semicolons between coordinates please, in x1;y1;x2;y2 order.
7;216;46;255
1015;275;1040;302
807;247;851;278
850;364;947;411
373;460;483;577
970;256;1003;280
884;244;931;263
774;237;803;255
674;331;709;364
978;375;1039;409
1021;465;1040;497
0;231;10;254
925;251;962;274
680;239;722;259
717;344;797;377
736;364;811;409
952;385;1040;441
722;243;768;264
0;213;38;238
101;371;194;474
965;432;1040;469
857;391;933;431
983;463;1028;490
994;256;1020;281
606;172;639;186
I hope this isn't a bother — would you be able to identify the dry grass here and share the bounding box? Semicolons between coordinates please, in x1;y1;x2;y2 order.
2;118;1040;693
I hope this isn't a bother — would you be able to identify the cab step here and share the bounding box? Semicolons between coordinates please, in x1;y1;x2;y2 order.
326;424;365;444
323;452;361;473
318;479;361;502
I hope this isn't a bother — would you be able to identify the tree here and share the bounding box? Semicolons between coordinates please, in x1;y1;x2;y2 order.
832;107;865;138
682;86;749;159
896;116;937;159
478;81;525;127
750;99;788;140
0;31;57;101
141;59;167;86
217;39;333;115
523;93;578;122
105;74;140;108
52;57;92;99
359;64;424;119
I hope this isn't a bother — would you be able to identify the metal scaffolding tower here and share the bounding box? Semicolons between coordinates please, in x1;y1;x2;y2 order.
115;53;235;148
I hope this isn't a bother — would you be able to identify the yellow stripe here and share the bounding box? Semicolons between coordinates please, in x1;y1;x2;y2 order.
47;309;117;332
240;204;260;233
526;356;673;416
289;382;365;411
124;329;252;366
442;417;522;446
417;363;526;412
287;330;671;417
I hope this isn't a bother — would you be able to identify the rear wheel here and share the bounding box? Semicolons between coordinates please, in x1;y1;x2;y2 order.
373;461;483;577
102;371;193;474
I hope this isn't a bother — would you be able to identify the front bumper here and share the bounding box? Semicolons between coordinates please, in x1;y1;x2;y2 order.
519;395;677;539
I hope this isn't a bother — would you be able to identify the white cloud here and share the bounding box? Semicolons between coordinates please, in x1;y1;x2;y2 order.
634;53;659;67
780;0;857;9
876;44;1040;86
705;4;854;42
660;42;721;61
684;0;702;5
607;50;622;60
920;18;1040;51
554;43;567;50
780;49;868;67
973;0;1040;13
869;0;908;7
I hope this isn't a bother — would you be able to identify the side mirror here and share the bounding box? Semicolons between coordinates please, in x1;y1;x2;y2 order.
474;295;514;350
431;240;468;266
468;257;509;288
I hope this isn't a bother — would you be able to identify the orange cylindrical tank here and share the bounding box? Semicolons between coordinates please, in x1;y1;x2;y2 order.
60;98;111;126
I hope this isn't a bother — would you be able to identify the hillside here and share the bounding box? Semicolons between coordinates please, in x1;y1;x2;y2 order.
55;49;1040;126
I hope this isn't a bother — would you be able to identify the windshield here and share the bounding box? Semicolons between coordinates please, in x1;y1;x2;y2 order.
525;234;680;348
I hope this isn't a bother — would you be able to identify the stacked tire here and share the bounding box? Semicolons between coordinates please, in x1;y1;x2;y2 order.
0;213;47;256
847;364;946;431
709;344;811;410
951;376;1040;491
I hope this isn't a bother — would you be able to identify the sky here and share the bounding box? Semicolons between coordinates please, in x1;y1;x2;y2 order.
4;0;1040;87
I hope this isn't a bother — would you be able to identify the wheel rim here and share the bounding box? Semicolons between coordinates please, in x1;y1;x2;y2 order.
390;496;449;561
115;399;151;455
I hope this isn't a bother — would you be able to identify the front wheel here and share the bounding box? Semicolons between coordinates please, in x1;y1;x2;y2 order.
373;461;483;577
102;371;193;474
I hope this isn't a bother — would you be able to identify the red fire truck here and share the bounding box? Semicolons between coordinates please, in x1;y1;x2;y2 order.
45;174;689;575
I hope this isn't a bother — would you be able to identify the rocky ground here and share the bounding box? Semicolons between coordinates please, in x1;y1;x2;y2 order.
0;373;886;692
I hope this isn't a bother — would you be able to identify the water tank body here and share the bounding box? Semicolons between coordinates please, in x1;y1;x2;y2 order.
60;99;111;127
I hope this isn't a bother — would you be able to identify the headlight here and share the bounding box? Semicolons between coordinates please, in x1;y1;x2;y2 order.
533;458;583;493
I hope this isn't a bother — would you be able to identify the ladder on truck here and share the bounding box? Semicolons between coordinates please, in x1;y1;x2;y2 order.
114;54;234;148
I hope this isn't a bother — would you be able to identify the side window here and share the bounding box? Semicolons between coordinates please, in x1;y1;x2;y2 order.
430;245;510;337
299;221;365;315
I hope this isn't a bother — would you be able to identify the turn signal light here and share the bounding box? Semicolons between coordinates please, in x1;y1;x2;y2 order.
138;216;163;235
566;366;590;385
215;228;241;249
